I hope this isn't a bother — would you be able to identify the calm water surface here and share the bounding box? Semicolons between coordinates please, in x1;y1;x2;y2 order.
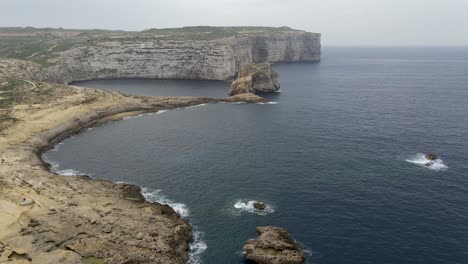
45;47;468;264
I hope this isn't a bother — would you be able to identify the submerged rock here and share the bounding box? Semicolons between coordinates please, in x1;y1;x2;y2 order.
229;63;280;96
425;153;438;161
243;226;304;264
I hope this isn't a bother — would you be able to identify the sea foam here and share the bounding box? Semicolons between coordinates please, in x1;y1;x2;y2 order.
123;109;168;120
188;230;208;264
185;103;208;109
55;169;88;176
257;101;278;105
232;199;275;216
141;187;207;263
141;187;190;217
405;153;448;171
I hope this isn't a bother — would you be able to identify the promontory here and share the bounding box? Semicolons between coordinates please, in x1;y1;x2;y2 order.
0;26;320;263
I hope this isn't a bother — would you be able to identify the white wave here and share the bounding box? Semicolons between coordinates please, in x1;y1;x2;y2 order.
49;142;64;152
256;101;278;105
188;230;208;264
123;109;168;120
230;102;246;104
55;168;88;176
141;188;190;217
44;158;59;170
405;153;448;171
185;103;208;109
303;247;313;256
232;199;275;216
141;187;206;263
87;127;94;131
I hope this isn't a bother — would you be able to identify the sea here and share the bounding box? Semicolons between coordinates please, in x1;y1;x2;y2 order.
43;47;468;264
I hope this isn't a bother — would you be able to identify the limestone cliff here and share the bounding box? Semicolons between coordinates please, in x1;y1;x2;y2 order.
0;27;321;84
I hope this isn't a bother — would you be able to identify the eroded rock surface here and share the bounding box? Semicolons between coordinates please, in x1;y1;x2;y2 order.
0;27;320;84
226;93;267;103
229;63;280;96
243;226;304;264
0;77;263;263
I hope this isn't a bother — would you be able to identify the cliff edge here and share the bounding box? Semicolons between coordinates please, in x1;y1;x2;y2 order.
0;26;321;83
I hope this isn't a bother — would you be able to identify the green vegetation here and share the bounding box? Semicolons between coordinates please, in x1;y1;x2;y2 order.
0;78;79;132
142;26;301;40
239;63;271;76
0;112;16;132
0;79;24;108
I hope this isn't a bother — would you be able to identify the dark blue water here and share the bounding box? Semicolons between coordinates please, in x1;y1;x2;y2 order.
45;47;468;264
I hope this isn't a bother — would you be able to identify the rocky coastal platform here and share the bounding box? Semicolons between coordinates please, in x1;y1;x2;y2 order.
243;226;304;264
0;26;319;263
0;77;263;263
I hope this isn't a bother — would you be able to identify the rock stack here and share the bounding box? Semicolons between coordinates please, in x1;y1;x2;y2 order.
229;63;280;96
243;226;304;264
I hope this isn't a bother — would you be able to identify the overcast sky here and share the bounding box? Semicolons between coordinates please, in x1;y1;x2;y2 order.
1;0;467;46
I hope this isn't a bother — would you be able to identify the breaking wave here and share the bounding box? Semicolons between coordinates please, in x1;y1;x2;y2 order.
122;109;168;120
141;187;207;264
45;159;89;176
232;199;275;216
257;101;278;105
142;187;190;217
185;103;208;109
405;153;448;171
55;169;88;176
188;230;208;264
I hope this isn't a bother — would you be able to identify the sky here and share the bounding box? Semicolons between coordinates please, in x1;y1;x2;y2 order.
1;0;467;46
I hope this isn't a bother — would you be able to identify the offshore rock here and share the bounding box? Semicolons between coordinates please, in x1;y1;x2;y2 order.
229;63;280;96
425;153;438;161
243;226;304;264
254;202;266;211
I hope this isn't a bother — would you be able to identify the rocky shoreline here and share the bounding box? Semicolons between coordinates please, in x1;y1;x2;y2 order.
0;79;264;263
0;26;316;263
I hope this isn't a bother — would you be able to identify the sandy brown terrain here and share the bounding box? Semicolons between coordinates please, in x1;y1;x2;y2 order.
0;76;263;263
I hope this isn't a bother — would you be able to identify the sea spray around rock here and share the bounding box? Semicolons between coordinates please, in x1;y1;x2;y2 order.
405;153;448;171
233;199;275;216
188;230;208;264
142;187;190;217
141;187;207;263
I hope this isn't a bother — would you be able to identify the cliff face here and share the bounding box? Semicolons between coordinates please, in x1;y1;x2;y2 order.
0;27;320;84
55;31;320;83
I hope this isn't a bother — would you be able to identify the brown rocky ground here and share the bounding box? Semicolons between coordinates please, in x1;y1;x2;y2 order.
243;226;304;264
0;76;262;263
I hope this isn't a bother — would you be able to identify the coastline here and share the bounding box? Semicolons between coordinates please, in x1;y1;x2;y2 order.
0;82;263;263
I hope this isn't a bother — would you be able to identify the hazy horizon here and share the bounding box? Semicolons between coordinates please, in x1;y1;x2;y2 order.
1;0;468;46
